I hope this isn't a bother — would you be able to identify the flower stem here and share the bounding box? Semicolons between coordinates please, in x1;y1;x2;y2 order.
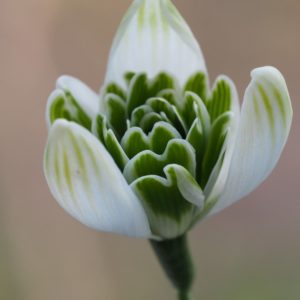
178;291;192;300
150;234;194;299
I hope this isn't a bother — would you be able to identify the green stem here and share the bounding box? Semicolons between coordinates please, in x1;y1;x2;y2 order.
178;291;192;300
150;234;194;299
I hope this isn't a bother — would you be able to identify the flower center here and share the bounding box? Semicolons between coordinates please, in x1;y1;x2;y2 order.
98;71;233;189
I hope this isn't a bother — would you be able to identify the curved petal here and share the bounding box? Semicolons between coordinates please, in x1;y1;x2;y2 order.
203;75;240;201
104;0;206;88
130;164;204;239
46;76;100;128
208;66;293;215
44;119;151;237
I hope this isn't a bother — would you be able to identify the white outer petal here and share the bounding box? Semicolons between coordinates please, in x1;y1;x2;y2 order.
44;119;151;237
105;0;207;87
46;76;100;127
208;66;293;216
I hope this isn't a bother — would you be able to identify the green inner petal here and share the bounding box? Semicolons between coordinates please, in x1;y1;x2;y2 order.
207;78;232;122
184;72;207;103
49;92;92;130
123;139;196;184
131;165;198;238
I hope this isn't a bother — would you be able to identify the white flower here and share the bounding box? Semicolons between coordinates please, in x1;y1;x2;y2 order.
44;0;292;240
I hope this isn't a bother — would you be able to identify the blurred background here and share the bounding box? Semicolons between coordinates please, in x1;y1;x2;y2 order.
0;0;299;299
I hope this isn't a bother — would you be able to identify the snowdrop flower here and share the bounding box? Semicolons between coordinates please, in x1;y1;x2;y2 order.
44;0;292;240
44;1;292;297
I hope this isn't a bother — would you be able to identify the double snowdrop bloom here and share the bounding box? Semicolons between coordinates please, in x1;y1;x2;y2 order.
44;0;292;240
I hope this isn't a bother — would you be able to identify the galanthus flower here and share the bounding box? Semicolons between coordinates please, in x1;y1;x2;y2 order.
44;0;292;299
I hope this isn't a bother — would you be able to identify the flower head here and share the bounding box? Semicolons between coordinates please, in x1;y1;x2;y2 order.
44;0;292;240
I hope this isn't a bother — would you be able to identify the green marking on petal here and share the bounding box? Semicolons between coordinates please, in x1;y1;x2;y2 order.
92;115;129;171
186;119;205;183
48;91;92;130
253;93;261;119
127;73;149;116
121;127;149;158
272;85;287;125
149;122;182;154
50;96;65;124
140;112;163;133
138;0;146;30
124;139;196;184
147;97;176;123
157;89;178;105
105;82;126;100
63;150;74;196
105;130;129;170
149;73;175;96
124;72;136;86
69;131;85;173
201;112;232;186
184;72;207;102
131;165;199;238
207;78;232;122
181;92;206;129
257;83;275;139
105;93;127;138
54;148;62;191
131;105;154;126
92;114;107;144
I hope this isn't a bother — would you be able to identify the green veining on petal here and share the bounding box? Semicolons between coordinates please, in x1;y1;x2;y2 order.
69;132;85;173
273;86;286;125
201;112;232;187
181;92;205;129
138;0;146;30
186;119;205;182
207;78;232;122
49;91;92;130
67;93;92;129
54;148;62;191
63;150;74;196
257;84;275;141
149;1;158;30
127;73;149;116
105;82;126;100
253;93;260;118
105;130;129;170
149;73;175;96
184;72;207;102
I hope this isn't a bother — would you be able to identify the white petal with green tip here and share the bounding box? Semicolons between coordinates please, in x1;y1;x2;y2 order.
46;76;100;127
105;0;206;87
209;66;292;215
44;119;151;237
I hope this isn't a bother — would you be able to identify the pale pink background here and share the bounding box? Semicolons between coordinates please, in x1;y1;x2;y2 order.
0;0;299;299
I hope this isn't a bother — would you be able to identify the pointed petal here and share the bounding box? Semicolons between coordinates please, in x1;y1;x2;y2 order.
105;0;206;87
46;76;100;128
208;66;293;215
44;120;151;237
